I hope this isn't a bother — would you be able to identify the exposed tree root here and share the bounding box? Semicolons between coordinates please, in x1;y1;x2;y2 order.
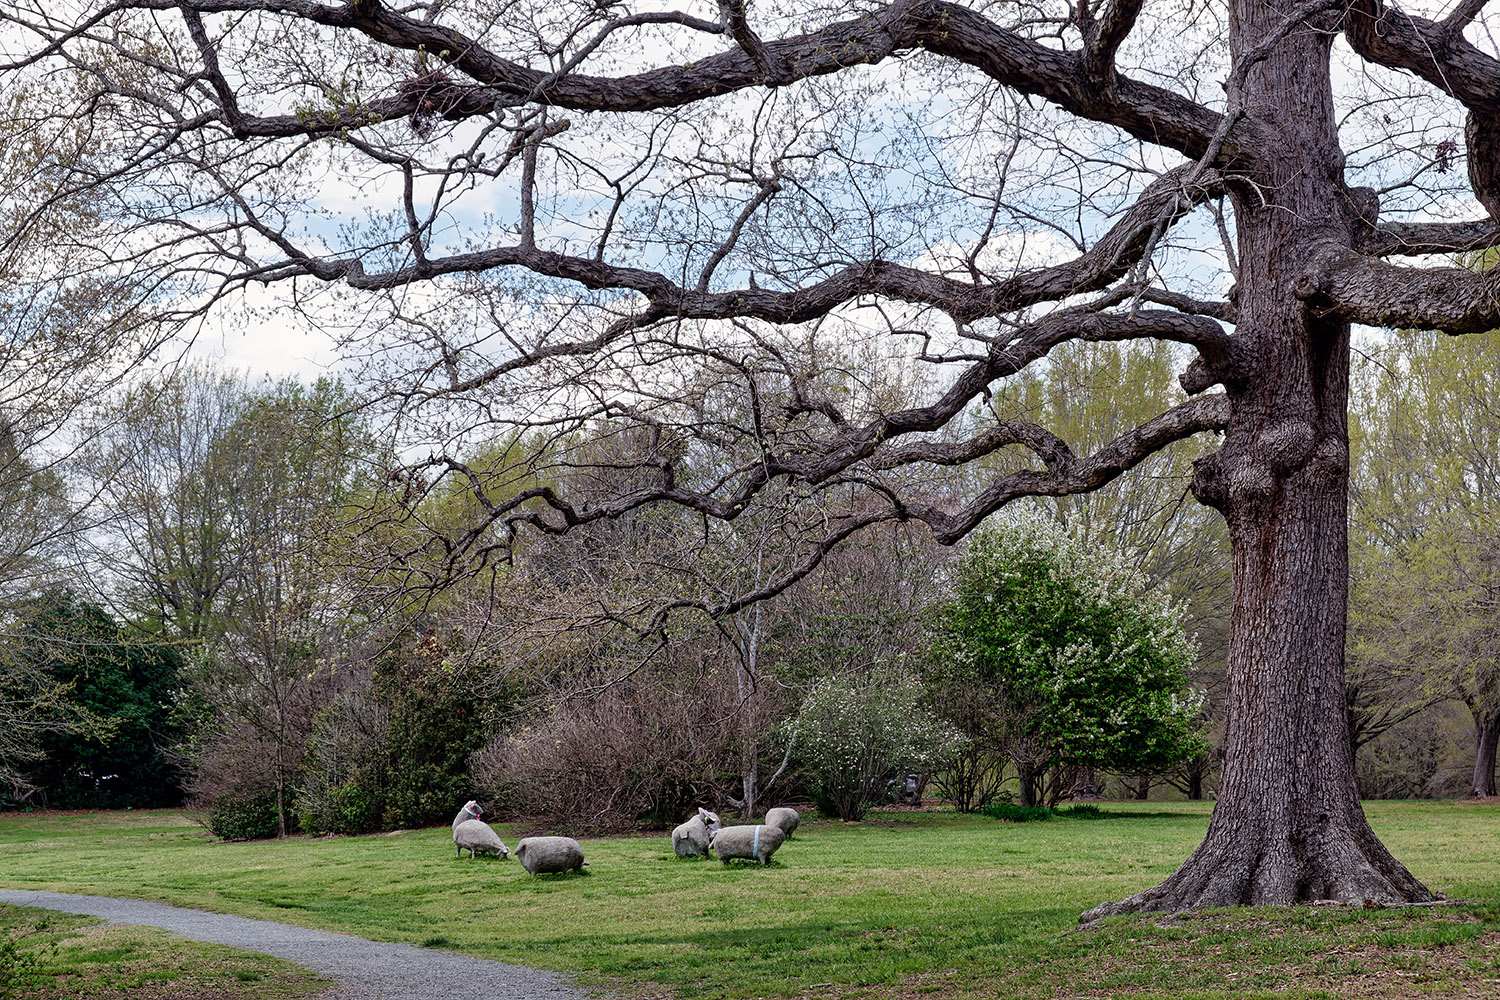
1080;817;1433;923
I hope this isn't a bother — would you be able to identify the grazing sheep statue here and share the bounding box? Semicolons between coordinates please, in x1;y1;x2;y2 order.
764;806;800;839
709;824;785;865
514;836;588;875
671;807;722;858
452;801;510;860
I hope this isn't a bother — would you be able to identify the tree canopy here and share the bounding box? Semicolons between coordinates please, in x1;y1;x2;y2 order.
1349;328;1500;798
18;590;185;809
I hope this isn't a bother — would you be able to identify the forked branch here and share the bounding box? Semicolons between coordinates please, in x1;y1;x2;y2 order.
149;0;1247;164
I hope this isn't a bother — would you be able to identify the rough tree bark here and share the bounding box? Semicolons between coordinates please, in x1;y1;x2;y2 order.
1014;760;1042;808
1084;2;1434;919
1469;703;1500;799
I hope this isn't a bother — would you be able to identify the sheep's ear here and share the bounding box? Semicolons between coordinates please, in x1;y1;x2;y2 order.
698;807;709;821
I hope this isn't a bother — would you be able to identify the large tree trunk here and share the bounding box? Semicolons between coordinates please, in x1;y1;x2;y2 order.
1470;706;1500;799
1015;762;1038;808
1083;4;1432;919
740;732;760;820
733;600;763;819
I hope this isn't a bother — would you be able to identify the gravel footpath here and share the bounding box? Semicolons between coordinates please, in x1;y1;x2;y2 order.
0;889;597;1000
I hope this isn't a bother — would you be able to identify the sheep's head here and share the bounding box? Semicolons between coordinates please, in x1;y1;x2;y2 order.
698;807;722;834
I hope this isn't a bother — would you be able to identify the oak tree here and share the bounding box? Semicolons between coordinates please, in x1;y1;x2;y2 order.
6;0;1499;914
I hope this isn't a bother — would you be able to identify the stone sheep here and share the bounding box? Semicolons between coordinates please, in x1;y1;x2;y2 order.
452;801;511;859
671;807;722;858
764;806;800;839
514;836;588;875
709;824;785;865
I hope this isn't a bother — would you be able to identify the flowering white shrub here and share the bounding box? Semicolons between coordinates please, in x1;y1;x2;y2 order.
790;671;964;821
927;510;1207;803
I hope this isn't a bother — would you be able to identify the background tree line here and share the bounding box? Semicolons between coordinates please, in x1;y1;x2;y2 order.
0;326;1494;836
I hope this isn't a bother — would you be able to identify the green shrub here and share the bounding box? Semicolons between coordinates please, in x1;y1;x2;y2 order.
981;802;1111;822
383;765;471;829
791;671;964;821
374;635;493;830
0;935;46;999
209;792;282;841
981;802;1053;822
297;778;383;836
296;691;390;836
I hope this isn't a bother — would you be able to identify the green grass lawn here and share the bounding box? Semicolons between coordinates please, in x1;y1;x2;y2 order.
0;902;329;999
0;802;1497;999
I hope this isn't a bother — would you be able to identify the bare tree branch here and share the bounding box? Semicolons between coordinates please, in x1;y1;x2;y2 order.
113;0;1259;163
914;393;1230;543
1345;0;1500;110
244;164;1222;337
1296;241;1500;333
1360;219;1500;256
1080;0;1145;87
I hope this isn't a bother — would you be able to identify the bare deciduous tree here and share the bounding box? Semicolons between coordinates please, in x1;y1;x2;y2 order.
5;0;1499;916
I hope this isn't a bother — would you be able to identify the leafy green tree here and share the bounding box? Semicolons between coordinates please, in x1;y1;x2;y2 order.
80;368;250;641
1349;327;1500;797
0;610;92;802
790;670;962;821
374;630;493;829
17;591;184;808
928;513;1207;807
984;340;1233;799
176;376;375;836
0;79;255;811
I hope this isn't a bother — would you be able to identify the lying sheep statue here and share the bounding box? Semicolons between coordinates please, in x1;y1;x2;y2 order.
709;824;785;866
452;801;511;859
764;806;800;839
671;807;722;858
514;836;588;874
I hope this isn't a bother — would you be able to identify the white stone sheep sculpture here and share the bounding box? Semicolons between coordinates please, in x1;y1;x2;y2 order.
452;801;511;860
514;836;588;874
709;824;785;865
671;807;722;858
764;806;800;839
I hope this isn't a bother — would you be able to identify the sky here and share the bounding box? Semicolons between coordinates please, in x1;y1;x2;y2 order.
40;0;1493;388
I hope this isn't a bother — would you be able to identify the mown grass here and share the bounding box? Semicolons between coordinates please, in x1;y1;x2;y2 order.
0;801;1497;998
0;901;329;999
